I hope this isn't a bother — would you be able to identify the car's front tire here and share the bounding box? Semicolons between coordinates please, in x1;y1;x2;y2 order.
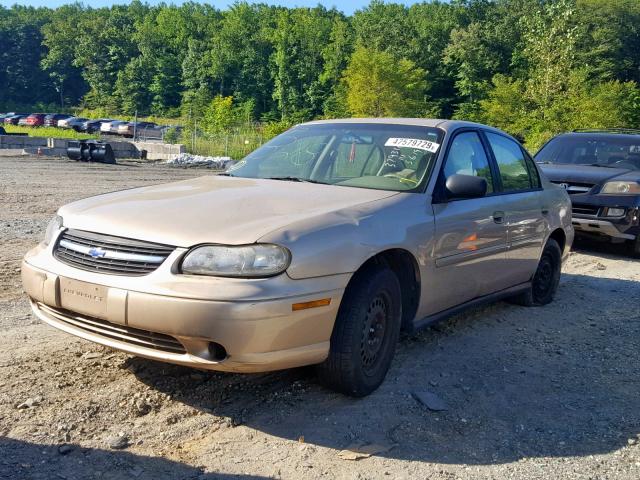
510;238;562;306
628;236;640;258
317;264;402;397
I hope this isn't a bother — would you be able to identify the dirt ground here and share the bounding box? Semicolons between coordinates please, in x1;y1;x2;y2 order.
1;155;639;480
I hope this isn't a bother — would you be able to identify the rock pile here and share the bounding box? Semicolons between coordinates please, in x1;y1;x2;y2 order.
166;154;234;169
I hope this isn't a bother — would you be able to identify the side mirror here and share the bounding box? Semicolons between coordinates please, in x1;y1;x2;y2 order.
445;174;487;199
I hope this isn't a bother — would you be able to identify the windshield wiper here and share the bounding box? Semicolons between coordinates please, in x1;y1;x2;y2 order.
581;163;615;168
265;176;327;184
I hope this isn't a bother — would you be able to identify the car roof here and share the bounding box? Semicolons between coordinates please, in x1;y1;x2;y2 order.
302;117;510;136
555;131;640;140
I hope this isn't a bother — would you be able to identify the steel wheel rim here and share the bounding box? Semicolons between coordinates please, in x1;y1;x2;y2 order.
360;293;389;373
533;253;555;299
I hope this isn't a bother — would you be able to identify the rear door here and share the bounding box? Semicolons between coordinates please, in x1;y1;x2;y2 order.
483;132;547;285
430;130;509;315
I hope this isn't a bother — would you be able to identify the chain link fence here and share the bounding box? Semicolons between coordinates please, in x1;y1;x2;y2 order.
93;111;269;160
186;131;264;159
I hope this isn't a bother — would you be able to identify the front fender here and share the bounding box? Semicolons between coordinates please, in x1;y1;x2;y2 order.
260;193;434;280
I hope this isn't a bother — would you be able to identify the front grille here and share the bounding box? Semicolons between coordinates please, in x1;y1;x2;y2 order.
551;181;594;194
572;204;600;216
38;303;186;354
55;229;174;276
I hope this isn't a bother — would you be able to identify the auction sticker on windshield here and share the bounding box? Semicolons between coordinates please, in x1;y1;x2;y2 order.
384;138;440;153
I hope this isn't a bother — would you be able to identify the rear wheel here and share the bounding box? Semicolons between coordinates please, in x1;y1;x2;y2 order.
629;236;640;258
510;238;562;306
317;265;402;397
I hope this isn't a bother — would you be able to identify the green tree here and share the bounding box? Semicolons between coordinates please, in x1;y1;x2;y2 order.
41;4;88;107
202;95;235;134
114;56;154;115
342;46;427;117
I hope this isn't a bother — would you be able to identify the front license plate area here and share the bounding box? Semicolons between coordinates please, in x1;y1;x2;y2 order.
59;277;108;318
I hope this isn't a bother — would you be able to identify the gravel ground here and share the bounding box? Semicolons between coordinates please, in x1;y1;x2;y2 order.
1;155;639;480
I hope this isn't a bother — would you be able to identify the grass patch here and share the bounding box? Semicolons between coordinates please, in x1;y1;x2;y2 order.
3;125;98;140
187;132;265;159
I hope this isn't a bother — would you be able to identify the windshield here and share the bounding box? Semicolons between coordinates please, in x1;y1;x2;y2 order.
535;134;640;170
226;123;444;192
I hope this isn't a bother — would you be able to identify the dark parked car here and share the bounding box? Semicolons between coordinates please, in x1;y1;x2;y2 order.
26;113;47;127
4;114;28;125
79;119;113;133
44;114;73;127
536;129;640;256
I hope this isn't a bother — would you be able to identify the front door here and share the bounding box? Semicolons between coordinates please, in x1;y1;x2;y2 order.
430;130;509;315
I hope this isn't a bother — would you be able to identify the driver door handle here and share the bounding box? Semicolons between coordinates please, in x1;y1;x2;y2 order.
492;211;505;224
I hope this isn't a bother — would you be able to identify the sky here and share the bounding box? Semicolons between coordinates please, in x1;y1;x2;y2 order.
1;0;421;15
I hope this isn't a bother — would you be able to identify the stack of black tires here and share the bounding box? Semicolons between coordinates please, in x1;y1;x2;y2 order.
67;140;116;164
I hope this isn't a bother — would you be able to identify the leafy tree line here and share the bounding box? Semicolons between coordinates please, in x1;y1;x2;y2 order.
1;0;639;148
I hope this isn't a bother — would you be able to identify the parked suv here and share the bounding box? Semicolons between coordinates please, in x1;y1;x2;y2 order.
536;129;640;256
22;119;573;396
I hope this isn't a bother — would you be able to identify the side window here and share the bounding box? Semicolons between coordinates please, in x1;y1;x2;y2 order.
486;132;532;192
522;149;541;188
443;131;494;193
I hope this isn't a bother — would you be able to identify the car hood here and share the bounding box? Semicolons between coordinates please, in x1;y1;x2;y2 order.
538;163;637;185
58;175;398;247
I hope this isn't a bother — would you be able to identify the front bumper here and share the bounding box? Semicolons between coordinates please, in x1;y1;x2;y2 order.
571;196;639;241
22;243;347;373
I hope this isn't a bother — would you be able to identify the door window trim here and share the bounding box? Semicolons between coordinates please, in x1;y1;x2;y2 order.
479;129;544;195
433;127;500;203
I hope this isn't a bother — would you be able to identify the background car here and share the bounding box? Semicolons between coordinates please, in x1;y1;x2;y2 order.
59;117;89;131
26;113;47;127
57;117;76;129
17;116;31;126
117;121;156;138
44;114;72;127
136;124;181;141
100;120;127;135
79;119;113;133
536;129;640;256
3;114;27;125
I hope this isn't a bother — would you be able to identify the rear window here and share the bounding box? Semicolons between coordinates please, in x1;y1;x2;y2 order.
535;134;640;170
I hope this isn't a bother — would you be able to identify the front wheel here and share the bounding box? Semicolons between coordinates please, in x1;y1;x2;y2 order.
510;238;562;306
628;236;640;258
316;265;402;397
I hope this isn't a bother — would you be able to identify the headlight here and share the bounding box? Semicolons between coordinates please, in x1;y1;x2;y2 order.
601;181;640;194
181;244;291;277
43;215;63;246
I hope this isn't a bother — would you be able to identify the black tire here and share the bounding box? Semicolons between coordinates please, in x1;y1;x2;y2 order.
317;265;402;397
510;238;562;306
628;236;640;258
